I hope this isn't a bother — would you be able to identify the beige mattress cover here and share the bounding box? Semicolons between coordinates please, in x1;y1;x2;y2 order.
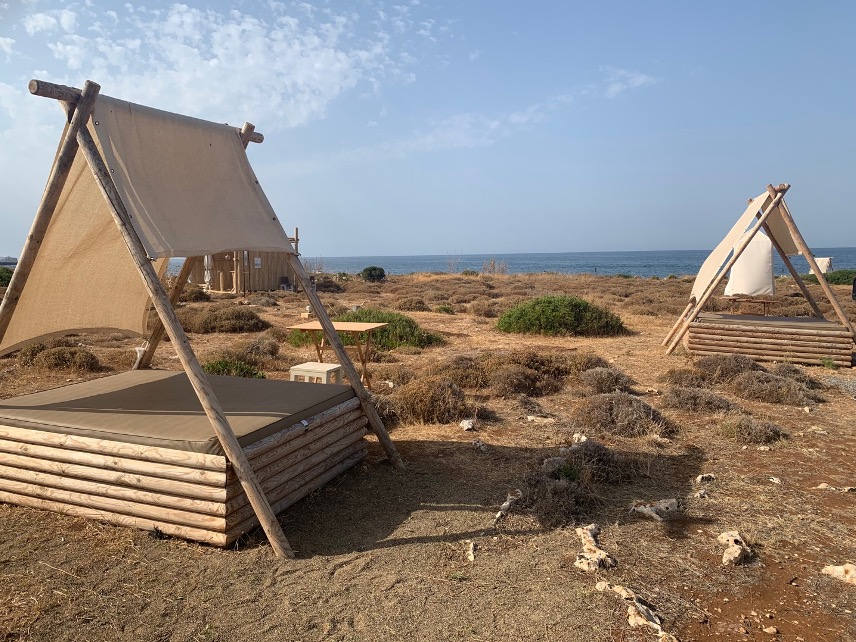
0;370;355;455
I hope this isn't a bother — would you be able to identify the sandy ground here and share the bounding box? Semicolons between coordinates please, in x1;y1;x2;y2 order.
1;274;855;641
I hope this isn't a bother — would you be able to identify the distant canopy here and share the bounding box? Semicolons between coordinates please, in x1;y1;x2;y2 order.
0;95;295;357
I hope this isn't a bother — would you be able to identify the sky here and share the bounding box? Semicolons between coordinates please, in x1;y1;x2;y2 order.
1;1;855;259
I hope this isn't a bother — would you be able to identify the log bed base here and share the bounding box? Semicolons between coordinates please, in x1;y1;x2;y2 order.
687;313;854;367
0;398;366;546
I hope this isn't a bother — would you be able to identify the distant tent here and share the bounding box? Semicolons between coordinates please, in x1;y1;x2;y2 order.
663;183;855;366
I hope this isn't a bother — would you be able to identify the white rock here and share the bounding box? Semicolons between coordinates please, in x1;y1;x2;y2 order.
459;419;476;431
695;473;716;484
526;415;556;424
822;563;856;585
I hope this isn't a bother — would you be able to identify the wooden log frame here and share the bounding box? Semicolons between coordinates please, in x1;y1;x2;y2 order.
26;80;293;558
0;397;366;546
665;188;787;354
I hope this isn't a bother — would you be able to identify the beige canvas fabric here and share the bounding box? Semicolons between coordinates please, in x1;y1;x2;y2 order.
816;257;833;273
765;203;799;256
0;139;166;357
0;370;356;454
92;95;295;258
724;230;774;296
691;193;771;301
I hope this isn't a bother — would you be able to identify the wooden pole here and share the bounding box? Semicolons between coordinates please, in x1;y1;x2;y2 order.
773;190;856;340
666;189;787;354
70;116;294;558
760;221;824;319
285;253;405;470
0;81;101;346
662;298;695;346
133;256;198;369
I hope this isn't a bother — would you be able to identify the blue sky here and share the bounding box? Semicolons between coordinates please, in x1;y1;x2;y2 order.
1;1;855;259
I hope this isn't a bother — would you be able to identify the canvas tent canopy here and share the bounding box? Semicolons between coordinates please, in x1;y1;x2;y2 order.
663;183;855;366
0;79;403;558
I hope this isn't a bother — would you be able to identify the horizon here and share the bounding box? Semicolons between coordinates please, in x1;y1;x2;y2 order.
2;2;855;258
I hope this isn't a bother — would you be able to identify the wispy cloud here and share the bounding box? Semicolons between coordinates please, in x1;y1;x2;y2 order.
467;49;481;62
600;66;659;98
10;2;446;130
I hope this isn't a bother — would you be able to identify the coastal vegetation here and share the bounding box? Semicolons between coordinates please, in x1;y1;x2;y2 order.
0;266;12;286
496;295;628;336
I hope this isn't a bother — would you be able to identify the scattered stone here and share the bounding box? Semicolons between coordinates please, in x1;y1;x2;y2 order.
472;439;488;454
464;539;476;562
460;419;476;431
574;523;616;572
695;474;716;484
757;446;771;451
595;581;679;641
630;498;680;521
763;626;779;634
693;489;708;499
768;477;781;484
526;415;556;425
493;489;523;526
718;531;753;566
572;432;588;444
807;426;828;435
821;563;856;585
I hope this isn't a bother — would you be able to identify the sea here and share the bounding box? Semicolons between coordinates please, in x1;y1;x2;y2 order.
297;247;856;279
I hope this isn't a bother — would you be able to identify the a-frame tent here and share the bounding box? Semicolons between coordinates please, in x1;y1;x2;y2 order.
0;79;403;558
663;183;855;364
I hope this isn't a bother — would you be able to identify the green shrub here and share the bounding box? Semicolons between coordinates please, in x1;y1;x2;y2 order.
177;305;270;333
0;267;12;287
435;304;455;314
360;266;386;282
460;269;479;277
496;295;627;336
202;359;266;378
334;308;444;350
34;347;99;371
802;269;856;285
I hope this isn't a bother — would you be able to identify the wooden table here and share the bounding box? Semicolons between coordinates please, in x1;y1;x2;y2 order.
286;321;388;390
721;296;777;316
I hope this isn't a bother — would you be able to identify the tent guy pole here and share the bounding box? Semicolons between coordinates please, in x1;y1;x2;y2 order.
771;187;856;340
0;82;100;346
286;253;405;471
34;79;295;559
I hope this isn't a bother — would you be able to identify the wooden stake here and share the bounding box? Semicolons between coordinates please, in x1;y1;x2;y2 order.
72;119;294;558
134;256;198;369
286;252;405;470
772;191;856;340
0;81;101;346
662;299;695;346
761;221;824;318
666;189;786;354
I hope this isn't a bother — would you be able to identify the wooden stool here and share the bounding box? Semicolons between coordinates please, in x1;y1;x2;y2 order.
289;362;343;384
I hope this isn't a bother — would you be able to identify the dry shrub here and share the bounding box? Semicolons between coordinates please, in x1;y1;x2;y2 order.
372;363;416;389
730;371;822;406
769;363;823;390
247;294;277;307
33;347;99;372
489;364;541;397
694;354;763;384
385;376;472;424
177;305;270;333
523;468;594;529
321;301;349;318
468;298;497;318
658;367;708;388
661;386;738;413
394;297;430;312
566;351;610;374
563;440;643;484
430;355;489;389
263;327;290;342
575;392;673;437
579;367;633;393
17;337;76;366
722;416;789;444
180;287;211;303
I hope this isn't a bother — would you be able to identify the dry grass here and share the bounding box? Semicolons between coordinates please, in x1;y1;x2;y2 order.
769;362;824;389
33;346;100;372
694;353;764;384
658;367;708;388
178;304;270;333
382;375;473;424
574;392;673;437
